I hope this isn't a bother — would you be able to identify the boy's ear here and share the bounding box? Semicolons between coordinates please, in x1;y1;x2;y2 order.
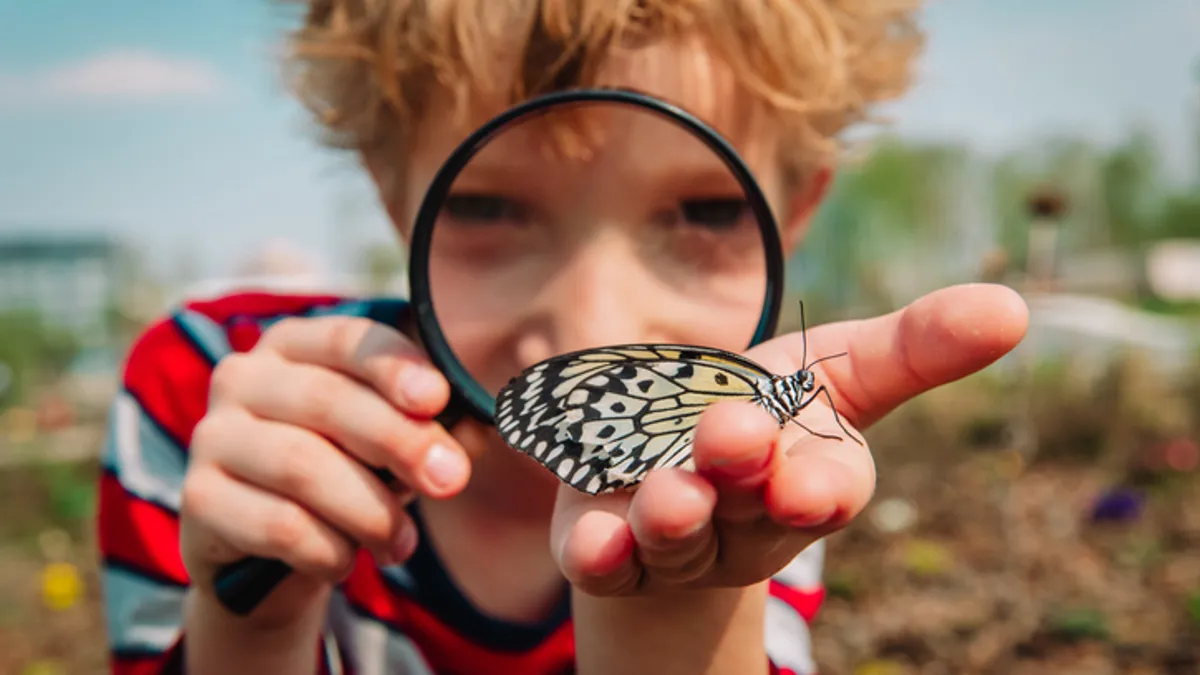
779;164;834;256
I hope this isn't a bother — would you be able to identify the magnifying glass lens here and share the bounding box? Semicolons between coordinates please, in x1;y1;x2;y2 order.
427;101;770;399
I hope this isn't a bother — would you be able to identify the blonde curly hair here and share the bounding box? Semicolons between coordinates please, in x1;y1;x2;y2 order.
282;0;924;180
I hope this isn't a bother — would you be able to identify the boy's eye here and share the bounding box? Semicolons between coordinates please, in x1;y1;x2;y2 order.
676;198;751;230
442;194;528;224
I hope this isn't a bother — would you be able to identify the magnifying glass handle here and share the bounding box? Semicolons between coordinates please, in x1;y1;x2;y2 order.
213;556;292;616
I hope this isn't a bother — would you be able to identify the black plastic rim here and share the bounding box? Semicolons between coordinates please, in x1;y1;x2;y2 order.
407;87;786;425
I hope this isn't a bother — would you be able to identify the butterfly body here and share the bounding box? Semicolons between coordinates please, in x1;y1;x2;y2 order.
495;336;855;495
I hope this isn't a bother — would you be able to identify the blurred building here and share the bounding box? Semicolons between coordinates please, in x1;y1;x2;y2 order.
0;232;124;342
171;237;368;304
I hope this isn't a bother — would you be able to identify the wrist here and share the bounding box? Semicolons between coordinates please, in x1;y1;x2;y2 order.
184;583;331;675
571;583;770;675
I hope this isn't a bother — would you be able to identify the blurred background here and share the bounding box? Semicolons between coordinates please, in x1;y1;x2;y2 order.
1;1;1198;674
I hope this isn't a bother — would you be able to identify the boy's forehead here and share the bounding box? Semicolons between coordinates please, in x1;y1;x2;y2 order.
410;36;781;174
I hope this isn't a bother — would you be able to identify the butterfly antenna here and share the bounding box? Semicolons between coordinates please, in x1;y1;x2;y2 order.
806;352;848;371
798;299;808;369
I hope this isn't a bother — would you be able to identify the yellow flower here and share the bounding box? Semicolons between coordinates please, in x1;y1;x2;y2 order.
40;562;82;611
903;539;954;577
22;659;63;675
855;659;906;675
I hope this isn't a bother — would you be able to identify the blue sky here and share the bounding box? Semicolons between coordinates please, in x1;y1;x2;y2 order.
0;0;1197;279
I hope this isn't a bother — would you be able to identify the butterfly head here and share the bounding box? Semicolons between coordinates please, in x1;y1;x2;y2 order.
800;369;816;392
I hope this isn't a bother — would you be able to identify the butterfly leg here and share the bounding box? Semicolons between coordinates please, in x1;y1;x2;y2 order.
785;416;843;442
794;386;865;446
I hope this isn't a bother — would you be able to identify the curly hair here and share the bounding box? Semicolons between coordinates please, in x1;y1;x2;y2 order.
281;0;924;178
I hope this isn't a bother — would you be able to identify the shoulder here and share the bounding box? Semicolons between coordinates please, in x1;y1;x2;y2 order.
118;290;410;441
125;290;410;373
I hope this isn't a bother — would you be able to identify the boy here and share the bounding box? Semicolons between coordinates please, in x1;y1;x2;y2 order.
97;2;1029;674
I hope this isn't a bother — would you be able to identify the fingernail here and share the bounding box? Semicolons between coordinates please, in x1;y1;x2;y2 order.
393;523;418;563
423;443;469;493
400;366;443;406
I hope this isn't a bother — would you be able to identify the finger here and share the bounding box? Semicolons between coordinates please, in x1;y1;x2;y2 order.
753;283;1029;428
626;469;717;584
210;353;471;498
180;465;357;583
256;315;450;419
194;411;419;566
551;487;641;596
763;434;876;534
690;400;782;523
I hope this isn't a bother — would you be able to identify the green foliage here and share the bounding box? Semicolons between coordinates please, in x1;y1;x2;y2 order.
37;462;96;525
792;126;1200;318
1046;607;1111;642
0;310;80;407
1186;590;1200;628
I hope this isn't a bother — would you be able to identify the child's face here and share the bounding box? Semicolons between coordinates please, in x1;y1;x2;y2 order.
376;39;828;397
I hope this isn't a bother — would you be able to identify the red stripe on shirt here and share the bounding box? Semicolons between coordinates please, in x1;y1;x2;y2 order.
122;294;347;449
342;551;575;675
226;315;265;353
122;317;215;449
98;471;188;585
182;292;344;325
768;579;825;623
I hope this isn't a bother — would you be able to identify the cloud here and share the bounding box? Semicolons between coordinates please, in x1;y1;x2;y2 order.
0;49;224;104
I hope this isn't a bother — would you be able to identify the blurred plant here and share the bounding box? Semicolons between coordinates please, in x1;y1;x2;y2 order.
20;661;64;675
902;539;955;578
824;571;861;601
40;464;96;526
0;310;79;408
1186;590;1200;628
360;242;406;295
854;659;907;675
1046;607;1111;643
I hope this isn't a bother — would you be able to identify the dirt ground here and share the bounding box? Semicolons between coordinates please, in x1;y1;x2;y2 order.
2;361;1198;675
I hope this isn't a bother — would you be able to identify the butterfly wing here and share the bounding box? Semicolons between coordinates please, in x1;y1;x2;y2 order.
496;344;773;495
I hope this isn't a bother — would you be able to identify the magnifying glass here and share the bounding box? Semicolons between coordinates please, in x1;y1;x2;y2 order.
214;88;785;615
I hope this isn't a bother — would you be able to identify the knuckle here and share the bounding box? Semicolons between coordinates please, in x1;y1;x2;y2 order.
294;379;340;429
209;353;253;399
316;541;357;581
179;468;217;519
378;421;428;466
273;436;324;496
263;502;311;553
189;415;222;457
358;501;402;550
259;316;305;346
326;316;367;363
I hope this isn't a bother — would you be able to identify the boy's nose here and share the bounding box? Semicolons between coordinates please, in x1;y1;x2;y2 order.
543;234;659;354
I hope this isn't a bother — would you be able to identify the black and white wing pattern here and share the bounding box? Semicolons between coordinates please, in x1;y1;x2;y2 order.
495;344;776;495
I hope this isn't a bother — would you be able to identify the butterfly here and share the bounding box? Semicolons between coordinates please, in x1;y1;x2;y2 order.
494;301;862;495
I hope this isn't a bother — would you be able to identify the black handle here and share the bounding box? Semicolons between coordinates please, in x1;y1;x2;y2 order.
213;556;293;616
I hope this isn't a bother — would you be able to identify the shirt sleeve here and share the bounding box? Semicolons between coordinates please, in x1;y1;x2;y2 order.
763;538;828;675
96;307;346;675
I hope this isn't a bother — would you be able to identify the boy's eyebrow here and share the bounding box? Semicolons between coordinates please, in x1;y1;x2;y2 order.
453;127;752;194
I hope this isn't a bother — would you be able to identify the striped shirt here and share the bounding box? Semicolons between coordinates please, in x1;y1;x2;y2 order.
98;291;826;675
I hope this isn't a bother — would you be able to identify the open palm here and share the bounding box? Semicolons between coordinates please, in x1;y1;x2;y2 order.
548;283;1029;594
